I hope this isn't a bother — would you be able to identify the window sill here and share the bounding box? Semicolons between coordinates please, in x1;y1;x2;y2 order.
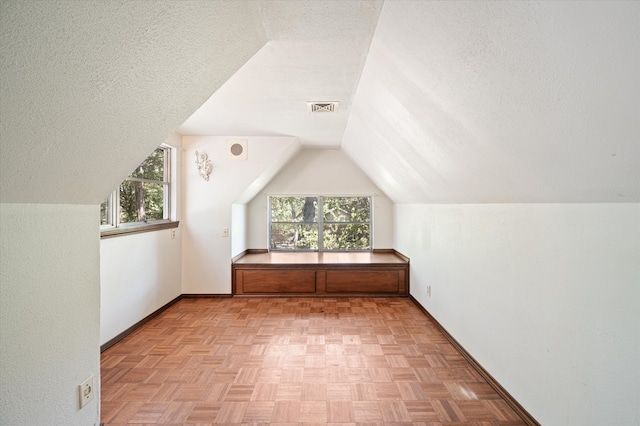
100;221;179;239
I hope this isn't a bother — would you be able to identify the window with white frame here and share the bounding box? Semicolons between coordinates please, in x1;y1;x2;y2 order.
268;196;371;251
100;146;173;234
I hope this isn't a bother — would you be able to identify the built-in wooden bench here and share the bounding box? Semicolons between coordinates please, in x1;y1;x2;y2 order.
232;249;409;296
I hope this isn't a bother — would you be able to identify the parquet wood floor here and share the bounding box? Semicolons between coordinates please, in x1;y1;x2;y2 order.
101;297;525;425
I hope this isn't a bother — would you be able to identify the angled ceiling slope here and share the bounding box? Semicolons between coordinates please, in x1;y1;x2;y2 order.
343;1;640;203
0;0;268;204
179;0;384;147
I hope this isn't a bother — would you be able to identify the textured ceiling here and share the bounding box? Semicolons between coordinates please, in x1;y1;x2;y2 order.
179;0;384;146
343;1;640;203
0;0;267;204
1;1;638;205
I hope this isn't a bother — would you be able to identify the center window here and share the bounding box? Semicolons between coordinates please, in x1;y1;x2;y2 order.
268;196;371;251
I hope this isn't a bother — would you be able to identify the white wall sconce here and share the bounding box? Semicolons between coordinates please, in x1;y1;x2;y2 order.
195;150;213;181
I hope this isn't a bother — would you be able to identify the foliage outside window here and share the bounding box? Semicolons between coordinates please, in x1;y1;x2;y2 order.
269;196;371;251
101;146;172;234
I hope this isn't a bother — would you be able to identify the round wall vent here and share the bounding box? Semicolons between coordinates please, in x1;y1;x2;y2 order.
230;143;244;156
227;139;248;160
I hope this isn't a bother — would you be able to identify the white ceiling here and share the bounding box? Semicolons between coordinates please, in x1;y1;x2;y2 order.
1;1;639;205
179;0;384;147
181;0;640;203
343;1;640;203
0;0;267;204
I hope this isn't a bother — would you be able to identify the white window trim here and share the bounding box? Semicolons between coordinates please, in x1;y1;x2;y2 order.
100;144;178;238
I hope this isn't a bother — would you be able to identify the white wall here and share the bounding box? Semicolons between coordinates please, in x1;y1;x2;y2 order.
231;203;248;257
395;203;640;426
247;148;394;249
0;204;100;426
100;133;183;345
181;135;300;294
100;228;182;345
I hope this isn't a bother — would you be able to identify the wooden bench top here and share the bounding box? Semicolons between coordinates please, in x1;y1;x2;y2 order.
233;250;408;266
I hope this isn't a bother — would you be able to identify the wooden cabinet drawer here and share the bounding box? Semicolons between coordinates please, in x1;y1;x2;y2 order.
326;270;400;293
239;269;316;294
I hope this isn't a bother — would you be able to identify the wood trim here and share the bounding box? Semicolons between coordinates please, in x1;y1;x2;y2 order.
231;249;250;263
181;294;234;299
235;249;409;261
373;248;410;263
100;220;179;239
231;293;408;299
409;295;540;426
231;249;268;263
100;295;183;352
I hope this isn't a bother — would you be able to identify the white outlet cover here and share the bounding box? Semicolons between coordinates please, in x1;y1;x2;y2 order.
79;376;94;408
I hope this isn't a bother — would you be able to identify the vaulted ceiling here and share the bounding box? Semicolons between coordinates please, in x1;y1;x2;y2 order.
343;1;640;203
179;0;384;147
2;1;638;205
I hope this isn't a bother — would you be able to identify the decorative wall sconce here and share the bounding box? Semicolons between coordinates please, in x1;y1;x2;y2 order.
195;150;213;181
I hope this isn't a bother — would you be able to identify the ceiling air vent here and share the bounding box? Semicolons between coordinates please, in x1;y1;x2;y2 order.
307;101;339;113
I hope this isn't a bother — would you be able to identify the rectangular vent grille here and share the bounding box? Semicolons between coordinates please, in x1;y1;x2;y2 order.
308;102;339;113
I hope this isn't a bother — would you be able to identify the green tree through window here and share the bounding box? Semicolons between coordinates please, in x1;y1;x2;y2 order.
101;146;170;227
269;196;371;251
119;148;166;223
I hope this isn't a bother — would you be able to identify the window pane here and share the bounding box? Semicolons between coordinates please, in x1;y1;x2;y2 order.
100;199;109;225
270;223;318;250
270;196;317;222
323;196;370;222
269;195;371;252
143;182;165;221
323;224;370;250
119;181;165;223
129;147;165;181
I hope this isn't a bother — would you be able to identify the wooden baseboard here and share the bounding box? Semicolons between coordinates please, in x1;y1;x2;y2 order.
409;295;540;426
100;295;183;352
181;294;234;299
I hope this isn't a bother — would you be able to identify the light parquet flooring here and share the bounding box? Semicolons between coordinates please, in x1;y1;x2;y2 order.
101;297;525;425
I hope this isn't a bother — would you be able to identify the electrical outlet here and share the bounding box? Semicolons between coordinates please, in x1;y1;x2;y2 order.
170;229;176;239
427;285;431;297
222;227;229;237
79;376;94;409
